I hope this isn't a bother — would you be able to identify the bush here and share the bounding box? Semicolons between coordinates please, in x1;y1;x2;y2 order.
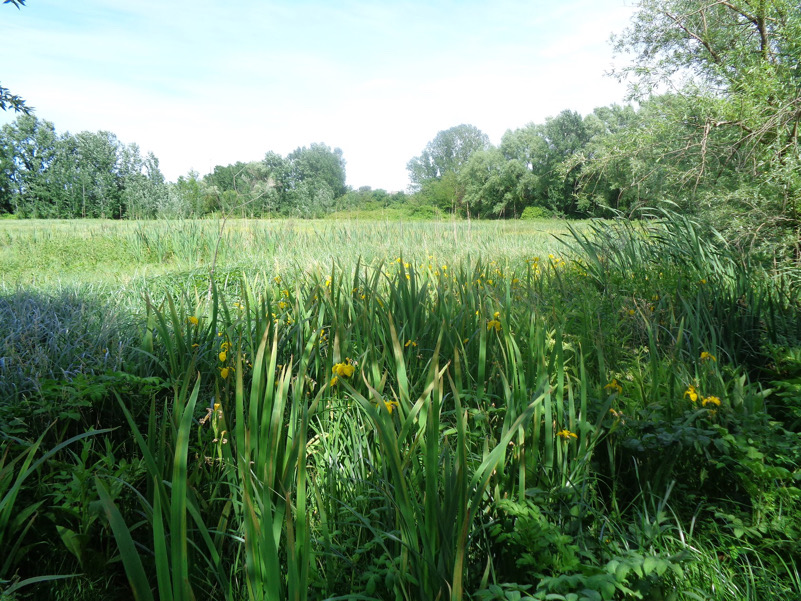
520;206;552;220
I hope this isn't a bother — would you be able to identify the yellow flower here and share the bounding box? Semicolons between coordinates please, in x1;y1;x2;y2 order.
604;379;623;395
556;429;578;440
487;319;501;332
218;351;227;363
405;340;417;347
378;399;399;414
220;367;230;379
332;360;355;378
330;375;338;387
700;351;717;362
702;396;721;407
187;315;199;325
684;385;698;402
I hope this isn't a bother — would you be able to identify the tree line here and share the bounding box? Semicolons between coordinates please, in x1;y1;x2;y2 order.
0;117;355;219
0;110;625;221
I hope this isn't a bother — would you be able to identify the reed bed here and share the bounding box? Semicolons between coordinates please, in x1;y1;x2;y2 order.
1;214;800;600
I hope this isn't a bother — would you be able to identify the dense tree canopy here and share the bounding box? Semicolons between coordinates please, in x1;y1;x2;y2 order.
0;115;167;218
407;124;490;188
406;124;491;216
0;113;358;218
602;0;801;255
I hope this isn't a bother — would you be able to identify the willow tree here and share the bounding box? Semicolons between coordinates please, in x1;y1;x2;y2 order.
582;0;801;258
407;124;491;215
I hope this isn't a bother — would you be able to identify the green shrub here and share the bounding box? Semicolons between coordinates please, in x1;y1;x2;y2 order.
520;206;552;220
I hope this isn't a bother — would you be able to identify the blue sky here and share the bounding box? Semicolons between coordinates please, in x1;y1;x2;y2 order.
1;0;634;191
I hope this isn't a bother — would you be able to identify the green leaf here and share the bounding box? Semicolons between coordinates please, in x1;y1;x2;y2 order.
642;556;657;576
95;477;155;601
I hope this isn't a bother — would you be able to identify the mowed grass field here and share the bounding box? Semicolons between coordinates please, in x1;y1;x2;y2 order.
1;215;800;601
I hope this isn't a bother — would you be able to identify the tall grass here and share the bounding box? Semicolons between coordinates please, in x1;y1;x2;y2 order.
1;214;800;600
0;218;574;289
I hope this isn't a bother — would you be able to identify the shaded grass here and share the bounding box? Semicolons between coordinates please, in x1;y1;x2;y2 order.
0;288;137;403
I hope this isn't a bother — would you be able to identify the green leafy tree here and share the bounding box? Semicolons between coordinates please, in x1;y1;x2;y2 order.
119;144;169;218
567;104;641;214
407;124;490;191
286;143;347;197
0;122;17;213
204;163;241;195
0;115;172;218
0;83;30;114
286;179;335;218
170;170;206;216
0;115;58;216
336;186;407;213
275;143;347;216
460;148;535;218
555;104;647;216
203;161;275;216
416;171;463;215
499;111;593;216
72;131;124;218
259;151;290;215
609;0;801;257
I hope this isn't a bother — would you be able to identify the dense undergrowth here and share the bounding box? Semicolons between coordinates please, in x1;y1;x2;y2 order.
1;214;800;600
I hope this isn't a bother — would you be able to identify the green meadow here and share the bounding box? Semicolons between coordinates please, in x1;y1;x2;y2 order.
1;215;800;601
0;218;569;287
